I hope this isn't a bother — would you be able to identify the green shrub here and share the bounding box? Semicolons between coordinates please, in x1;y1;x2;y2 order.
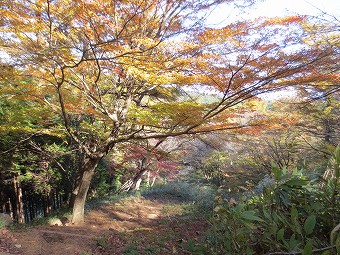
199;151;230;186
204;148;340;254
144;181;214;203
0;219;5;229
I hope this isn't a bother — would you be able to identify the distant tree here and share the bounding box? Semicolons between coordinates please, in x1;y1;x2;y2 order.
249;130;301;172
118;138;183;192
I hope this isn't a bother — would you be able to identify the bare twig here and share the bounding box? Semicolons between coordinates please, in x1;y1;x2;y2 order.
0;132;42;154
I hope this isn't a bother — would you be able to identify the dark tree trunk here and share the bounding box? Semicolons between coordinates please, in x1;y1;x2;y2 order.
323;119;332;143
70;156;101;224
24;192;29;222
8;198;13;220
323;96;334;145
43;193;53;217
1;191;5;212
29;195;34;221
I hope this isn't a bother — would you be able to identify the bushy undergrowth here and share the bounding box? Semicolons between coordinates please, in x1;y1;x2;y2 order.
86;180;216;214
204;148;340;255
9;208;71;229
142;181;215;213
86;190;143;211
0;219;5;229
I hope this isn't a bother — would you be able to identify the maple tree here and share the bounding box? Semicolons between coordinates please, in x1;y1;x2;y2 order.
118;138;181;192
1;0;338;223
267;94;340;171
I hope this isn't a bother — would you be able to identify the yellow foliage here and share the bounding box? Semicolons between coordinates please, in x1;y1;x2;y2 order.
0;0;337;145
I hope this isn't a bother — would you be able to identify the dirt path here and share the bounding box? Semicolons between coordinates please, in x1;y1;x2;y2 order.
1;195;208;255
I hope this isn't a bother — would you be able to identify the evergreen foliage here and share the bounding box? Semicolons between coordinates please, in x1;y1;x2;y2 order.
205;147;340;254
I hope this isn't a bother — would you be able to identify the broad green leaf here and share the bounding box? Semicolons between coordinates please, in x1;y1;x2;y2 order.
310;201;323;211
276;228;285;241
304;215;316;235
285;178;308;187
234;203;247;214
291;207;298;222
279;190;291;206
292;167;299;175
289;234;299;250
262;208;272;220
302;241;313;255
272;163;281;181
295;222;302;235
240;210;264;222
336;235;340;254
246;247;254;255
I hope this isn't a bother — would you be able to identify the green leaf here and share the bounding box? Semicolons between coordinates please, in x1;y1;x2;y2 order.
285;178;308;187
289;234;299;250
310;201;323;211
276;228;285;241
262;208;272;220
246;247;254;255
279;190;291;206
295;222;302;235
240;210;264;222
290;207;298;222
292;167;299;175
302;241;313;255
304;215;316;235
233;203;246;214
336;235;340;254
272;163;281;181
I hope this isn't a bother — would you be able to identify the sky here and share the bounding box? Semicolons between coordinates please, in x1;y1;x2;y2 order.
251;0;339;17
206;0;340;27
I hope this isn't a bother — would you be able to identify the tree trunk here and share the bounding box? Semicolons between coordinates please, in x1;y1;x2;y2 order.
43;193;53;217
323;119;332;143
71;156;100;224
151;176;157;187
118;168;149;193
1;191;5;212
130;169;148;191
13;176;24;224
69;161;84;209
133;178;143;191
146;171;150;187
8;198;13;220
323;96;334;145
28;195;34;221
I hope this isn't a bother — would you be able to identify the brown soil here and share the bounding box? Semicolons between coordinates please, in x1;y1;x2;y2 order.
0;195;208;255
